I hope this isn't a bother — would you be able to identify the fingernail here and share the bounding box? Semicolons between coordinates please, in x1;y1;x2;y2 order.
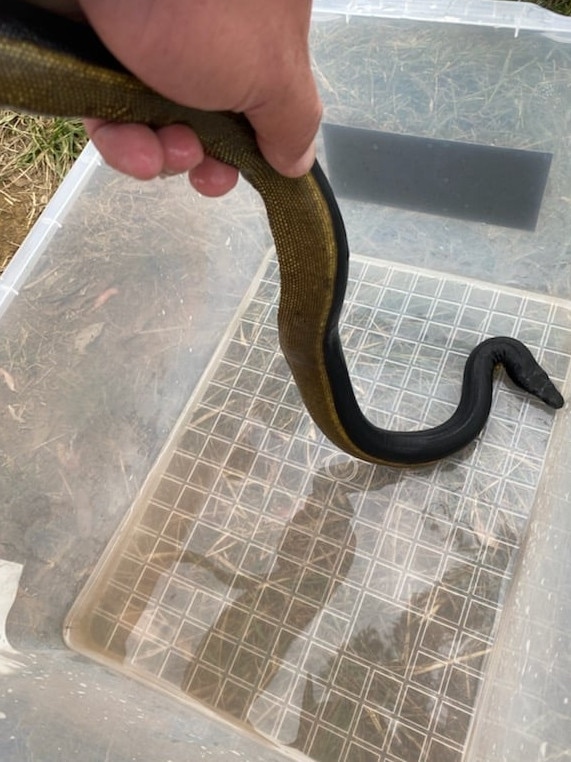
158;169;179;179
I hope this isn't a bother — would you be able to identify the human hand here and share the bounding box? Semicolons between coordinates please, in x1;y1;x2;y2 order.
31;0;322;196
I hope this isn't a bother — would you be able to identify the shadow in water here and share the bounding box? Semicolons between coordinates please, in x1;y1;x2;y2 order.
79;455;515;762
180;461;397;719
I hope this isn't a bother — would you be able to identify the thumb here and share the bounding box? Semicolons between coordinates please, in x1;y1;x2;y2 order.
246;78;322;178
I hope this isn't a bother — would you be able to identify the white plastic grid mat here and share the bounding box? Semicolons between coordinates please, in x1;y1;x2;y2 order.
67;256;570;762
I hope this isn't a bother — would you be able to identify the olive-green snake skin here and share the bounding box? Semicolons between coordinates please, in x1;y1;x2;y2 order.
0;1;564;465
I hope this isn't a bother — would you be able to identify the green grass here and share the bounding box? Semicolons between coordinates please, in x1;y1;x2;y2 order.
536;0;571;12
0;113;87;269
0;111;87;182
15;115;87;181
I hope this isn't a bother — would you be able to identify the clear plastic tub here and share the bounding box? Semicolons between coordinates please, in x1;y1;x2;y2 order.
1;2;570;760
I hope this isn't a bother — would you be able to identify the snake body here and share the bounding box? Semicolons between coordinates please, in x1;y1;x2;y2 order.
0;1;564;465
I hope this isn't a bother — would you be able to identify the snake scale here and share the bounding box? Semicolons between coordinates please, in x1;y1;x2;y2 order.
0;0;564;465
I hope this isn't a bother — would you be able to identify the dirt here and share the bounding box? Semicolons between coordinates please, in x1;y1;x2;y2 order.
0;194;31;271
0;165;44;271
0;127;66;274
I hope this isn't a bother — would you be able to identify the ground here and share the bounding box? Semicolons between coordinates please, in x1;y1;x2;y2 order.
0;113;86;271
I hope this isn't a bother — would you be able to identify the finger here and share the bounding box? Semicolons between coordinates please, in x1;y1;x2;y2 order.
84;119;238;195
156;124;205;175
85;121;207;179
84;119;165;180
189;156;239;198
